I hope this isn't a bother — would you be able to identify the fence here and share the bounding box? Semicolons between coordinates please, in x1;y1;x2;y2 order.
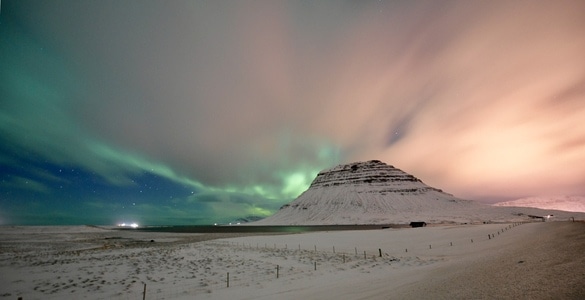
11;222;527;300
131;222;527;299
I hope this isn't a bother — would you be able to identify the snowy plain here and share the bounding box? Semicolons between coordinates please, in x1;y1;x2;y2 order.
2;221;584;299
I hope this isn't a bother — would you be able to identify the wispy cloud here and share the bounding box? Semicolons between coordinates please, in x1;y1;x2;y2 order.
1;0;584;224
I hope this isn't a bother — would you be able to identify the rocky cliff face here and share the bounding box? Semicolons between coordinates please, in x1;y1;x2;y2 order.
306;160;446;195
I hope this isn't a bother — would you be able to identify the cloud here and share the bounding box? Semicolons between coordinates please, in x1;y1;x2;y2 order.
373;0;585;200
1;176;51;194
2;0;585;226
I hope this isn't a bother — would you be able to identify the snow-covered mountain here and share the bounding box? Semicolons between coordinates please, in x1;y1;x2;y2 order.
493;196;585;213
255;160;585;225
230;215;265;224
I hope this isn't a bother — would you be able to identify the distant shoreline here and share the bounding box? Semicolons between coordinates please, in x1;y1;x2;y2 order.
121;224;410;233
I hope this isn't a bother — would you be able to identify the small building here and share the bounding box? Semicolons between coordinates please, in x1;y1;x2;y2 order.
410;221;427;228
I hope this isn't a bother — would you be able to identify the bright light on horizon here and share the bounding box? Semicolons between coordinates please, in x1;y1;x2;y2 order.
117;222;139;228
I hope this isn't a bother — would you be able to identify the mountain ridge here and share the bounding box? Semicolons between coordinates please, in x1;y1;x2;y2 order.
494;196;585;213
255;160;585;225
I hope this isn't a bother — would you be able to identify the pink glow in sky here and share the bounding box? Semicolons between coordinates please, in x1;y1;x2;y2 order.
2;0;585;224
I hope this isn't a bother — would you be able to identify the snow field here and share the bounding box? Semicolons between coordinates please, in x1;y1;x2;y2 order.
1;222;536;299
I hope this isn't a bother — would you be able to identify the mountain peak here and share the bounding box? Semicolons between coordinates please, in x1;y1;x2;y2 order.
253;160;585;225
256;160;478;225
307;160;441;194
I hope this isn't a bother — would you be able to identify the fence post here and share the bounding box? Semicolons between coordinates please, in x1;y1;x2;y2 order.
277;265;279;279
333;246;335;253
343;253;346;263
314;261;317;270
379;248;382;257
355;247;358;256
227;272;230;288
143;283;146;300
364;251;366;260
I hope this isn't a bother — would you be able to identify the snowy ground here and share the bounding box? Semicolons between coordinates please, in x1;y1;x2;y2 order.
1;222;584;299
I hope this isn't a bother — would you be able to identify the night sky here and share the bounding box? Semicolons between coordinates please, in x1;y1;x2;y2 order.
1;0;585;225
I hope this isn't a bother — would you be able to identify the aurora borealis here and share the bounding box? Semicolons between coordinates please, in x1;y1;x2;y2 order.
1;0;585;225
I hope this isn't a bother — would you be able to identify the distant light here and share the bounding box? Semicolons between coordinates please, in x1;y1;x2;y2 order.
117;222;139;228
